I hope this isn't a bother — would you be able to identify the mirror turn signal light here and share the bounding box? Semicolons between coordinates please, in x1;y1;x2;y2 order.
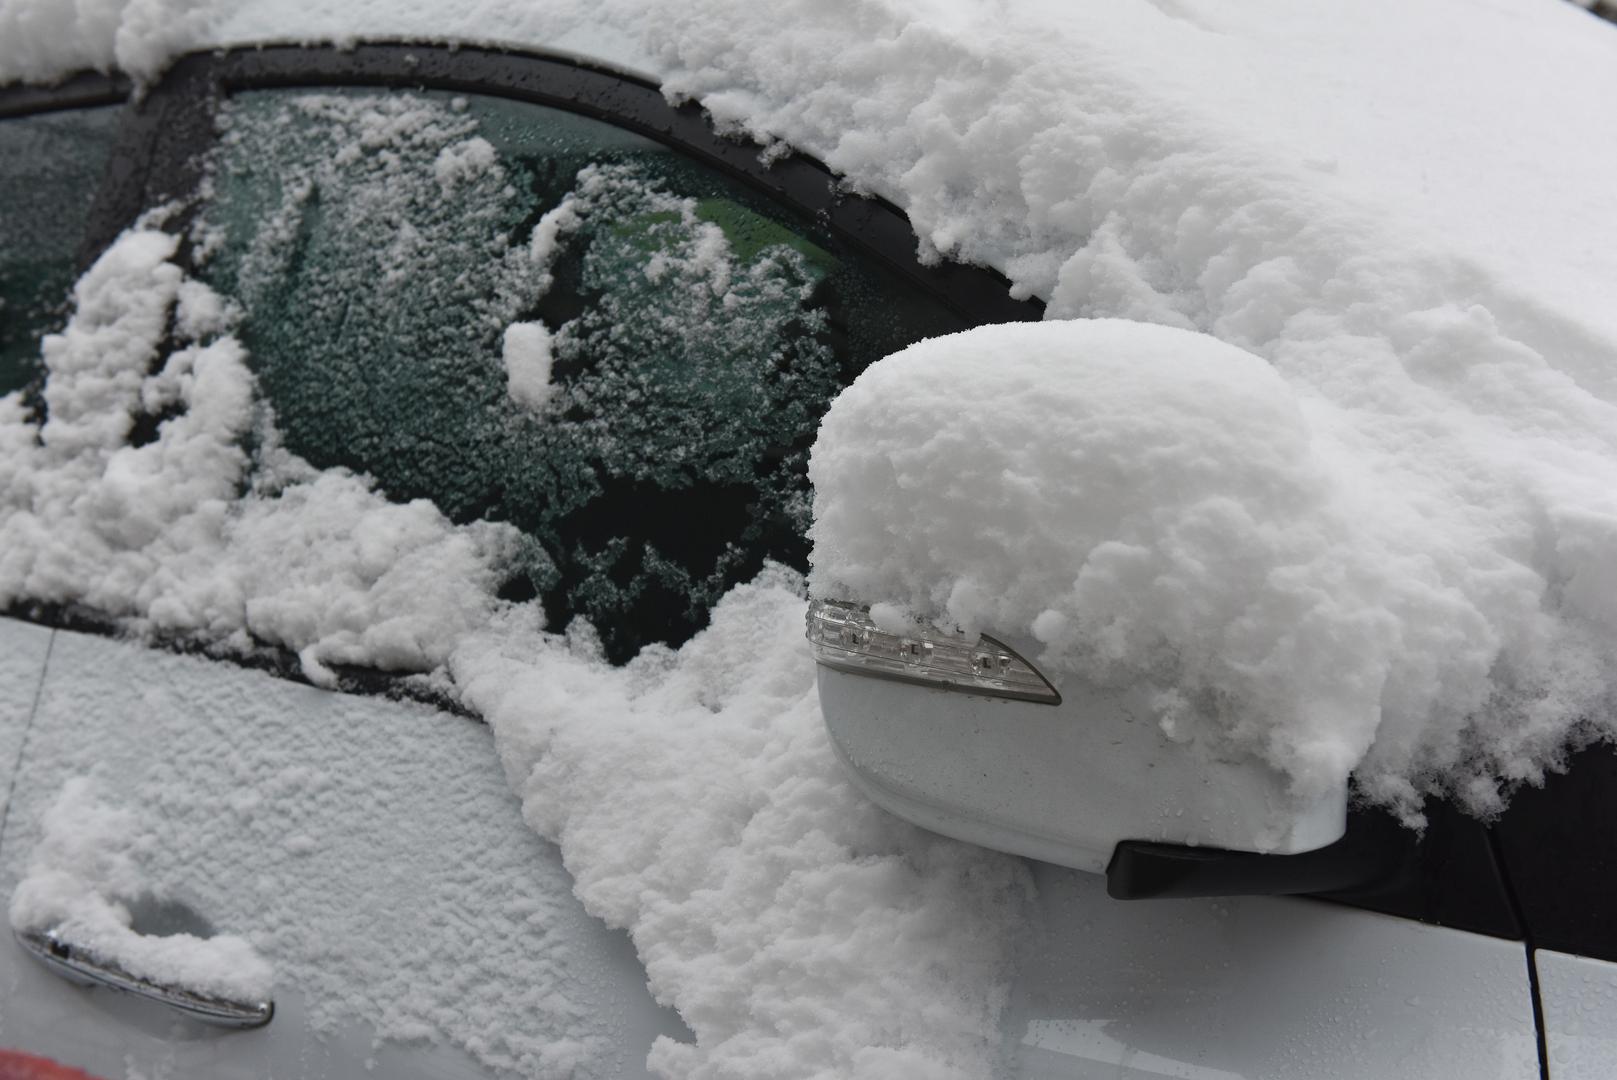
805;599;1060;706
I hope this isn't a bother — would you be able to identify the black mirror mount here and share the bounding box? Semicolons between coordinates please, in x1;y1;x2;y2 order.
1106;809;1411;900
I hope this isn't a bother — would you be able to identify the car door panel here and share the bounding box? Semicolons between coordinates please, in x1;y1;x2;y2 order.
1538;949;1617;1079
1003;861;1540;1080
0;620;688;1078
0;620;51;813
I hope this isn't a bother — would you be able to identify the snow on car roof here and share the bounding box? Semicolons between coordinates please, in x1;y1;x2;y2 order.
3;0;1615;337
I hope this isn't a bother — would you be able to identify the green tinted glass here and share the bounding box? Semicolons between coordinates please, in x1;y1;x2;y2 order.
197;89;966;660
0;106;123;396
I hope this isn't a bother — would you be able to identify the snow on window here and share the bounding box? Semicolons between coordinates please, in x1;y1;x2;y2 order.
192;89;961;661
9;776;275;1005
537;162;837;493
502;319;556;410
0;226;523;686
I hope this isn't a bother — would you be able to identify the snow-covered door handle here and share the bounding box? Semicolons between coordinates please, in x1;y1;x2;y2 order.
13;927;274;1028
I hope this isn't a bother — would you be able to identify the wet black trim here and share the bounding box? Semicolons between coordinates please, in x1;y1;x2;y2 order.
1491;826;1552;1080
77;56;221;273
1110;798;1526;943
1491;742;1617;963
0;71;128;118
1577;0;1617;26
1;603;475;720
1316;800;1521;941
1108;808;1407;900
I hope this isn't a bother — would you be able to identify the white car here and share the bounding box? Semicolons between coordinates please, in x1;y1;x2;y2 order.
1;5;1615;1078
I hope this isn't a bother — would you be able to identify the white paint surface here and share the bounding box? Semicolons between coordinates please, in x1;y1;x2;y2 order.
0;618;50;811
0;621;687;1079
1538;949;1617;1079
1006;862;1540;1080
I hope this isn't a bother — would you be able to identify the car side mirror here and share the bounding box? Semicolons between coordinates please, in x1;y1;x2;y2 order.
806;318;1368;893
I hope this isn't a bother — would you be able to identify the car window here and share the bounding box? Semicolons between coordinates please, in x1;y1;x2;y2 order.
193;88;968;661
0;105;124;397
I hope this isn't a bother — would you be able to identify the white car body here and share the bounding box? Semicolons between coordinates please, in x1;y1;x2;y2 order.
2;3;1616;1077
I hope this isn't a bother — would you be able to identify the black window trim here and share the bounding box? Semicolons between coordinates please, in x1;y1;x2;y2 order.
0;71;128;119
2;42;1042;327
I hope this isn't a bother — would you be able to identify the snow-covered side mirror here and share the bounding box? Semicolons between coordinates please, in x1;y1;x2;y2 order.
806;319;1362;882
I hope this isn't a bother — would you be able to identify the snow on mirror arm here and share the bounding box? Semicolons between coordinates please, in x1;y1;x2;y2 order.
805;599;1060;705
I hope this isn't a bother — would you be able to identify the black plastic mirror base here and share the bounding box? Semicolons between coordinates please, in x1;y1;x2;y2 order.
1106;812;1408;900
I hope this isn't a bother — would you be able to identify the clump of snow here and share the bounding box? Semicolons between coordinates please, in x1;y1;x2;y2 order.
0;0;215;84
453;567;1031;1080
432;134;497;192
217;471;526;686
9;775;274;1004
502;320;556;410
809;319;1617;818
0;227;525;685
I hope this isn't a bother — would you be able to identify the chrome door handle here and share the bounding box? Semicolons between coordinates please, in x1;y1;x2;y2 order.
14;927;273;1028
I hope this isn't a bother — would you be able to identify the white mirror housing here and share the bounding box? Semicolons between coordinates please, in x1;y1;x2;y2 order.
811;604;1348;875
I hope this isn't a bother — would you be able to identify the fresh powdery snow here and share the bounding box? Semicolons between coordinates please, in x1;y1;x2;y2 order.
0;227;523;685
9;776;275;1005
3;0;1617;1077
808;320;1617;815
452;574;1029;1080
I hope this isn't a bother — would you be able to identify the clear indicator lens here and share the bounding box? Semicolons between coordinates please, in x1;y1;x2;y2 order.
805;600;1060;705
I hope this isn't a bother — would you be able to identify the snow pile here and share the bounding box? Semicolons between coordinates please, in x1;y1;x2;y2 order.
502;320;556;410
9;775;274;1004
453;569;1030;1080
810;319;1617;817
0;0;215;84
0;228;523;685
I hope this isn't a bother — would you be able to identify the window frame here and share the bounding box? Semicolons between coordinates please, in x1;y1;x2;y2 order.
0;71;127;118
5;43;1042;330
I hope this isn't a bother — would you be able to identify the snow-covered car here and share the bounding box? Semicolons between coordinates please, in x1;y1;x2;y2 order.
2;2;1616;1078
